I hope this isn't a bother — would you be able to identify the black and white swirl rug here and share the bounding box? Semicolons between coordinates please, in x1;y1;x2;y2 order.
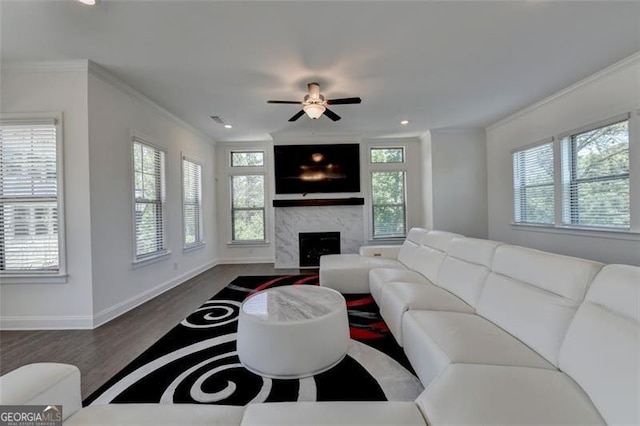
84;275;423;406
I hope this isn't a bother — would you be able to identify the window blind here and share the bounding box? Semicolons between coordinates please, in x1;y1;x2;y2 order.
562;118;630;228
183;157;202;247
133;137;166;259
513;141;554;225
0;121;60;272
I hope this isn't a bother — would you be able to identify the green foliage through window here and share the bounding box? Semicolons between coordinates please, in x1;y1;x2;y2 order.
371;148;404;163
231;175;265;241
372;171;406;238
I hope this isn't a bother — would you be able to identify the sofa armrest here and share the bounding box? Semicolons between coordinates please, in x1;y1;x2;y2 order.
0;363;82;421
359;245;402;259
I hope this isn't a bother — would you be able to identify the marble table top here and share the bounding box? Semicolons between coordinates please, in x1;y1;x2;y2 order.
242;285;345;322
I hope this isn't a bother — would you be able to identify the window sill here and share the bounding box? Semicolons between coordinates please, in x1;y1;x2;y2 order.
368;236;406;244
511;223;640;241
184;242;206;253
0;273;68;285
132;250;171;269
227;240;270;247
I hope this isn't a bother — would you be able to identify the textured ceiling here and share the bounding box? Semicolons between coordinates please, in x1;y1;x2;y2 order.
1;1;639;142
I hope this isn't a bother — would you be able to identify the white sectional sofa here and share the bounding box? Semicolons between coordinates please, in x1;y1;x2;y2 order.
320;227;639;425
1;227;638;425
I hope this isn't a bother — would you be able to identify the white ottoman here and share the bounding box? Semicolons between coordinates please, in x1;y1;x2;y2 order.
320;254;403;293
237;285;349;379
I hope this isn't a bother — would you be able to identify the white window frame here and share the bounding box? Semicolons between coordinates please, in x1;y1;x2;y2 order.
560;114;631;230
512;138;555;226
182;155;204;251
131;133;169;266
228;149;268;245
369;146;408;240
512;110;639;239
0;113;67;284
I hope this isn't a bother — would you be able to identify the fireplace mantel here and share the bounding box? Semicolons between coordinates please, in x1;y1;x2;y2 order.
273;198;365;208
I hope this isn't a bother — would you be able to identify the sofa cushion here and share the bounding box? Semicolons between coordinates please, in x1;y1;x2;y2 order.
0;363;81;421
320;254;403;294
65;404;245;425
436;238;501;308
559;264;640;426
402;310;554;386
370;268;429;303
476;245;603;366
378;282;473;346
416;364;604;425
396;227;430;267
241;401;426;426
409;231;462;282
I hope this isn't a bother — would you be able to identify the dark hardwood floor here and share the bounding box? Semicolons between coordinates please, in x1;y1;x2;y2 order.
0;263;314;399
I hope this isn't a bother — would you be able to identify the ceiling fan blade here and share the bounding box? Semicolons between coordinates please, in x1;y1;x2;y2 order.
326;97;362;105
288;110;306;122
267;100;301;104
323;108;341;121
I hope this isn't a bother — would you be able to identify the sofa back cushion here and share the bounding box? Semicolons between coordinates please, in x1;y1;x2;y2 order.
559;264;639;425
476;245;602;366
397;227;429;267
410;231;463;282
437;238;502;309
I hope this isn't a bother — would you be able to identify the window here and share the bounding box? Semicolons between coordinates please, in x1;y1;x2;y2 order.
182;157;203;248
132;136;167;261
513;141;555;225
370;147;407;238
0;119;63;275
229;149;266;243
231;175;265;241
562;118;630;228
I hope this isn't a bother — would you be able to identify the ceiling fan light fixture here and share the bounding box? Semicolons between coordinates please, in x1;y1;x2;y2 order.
303;103;326;119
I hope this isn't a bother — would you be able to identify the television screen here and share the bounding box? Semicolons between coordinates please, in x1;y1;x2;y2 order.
274;144;360;194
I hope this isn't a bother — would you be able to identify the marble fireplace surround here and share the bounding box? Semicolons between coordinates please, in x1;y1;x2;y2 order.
274;198;366;269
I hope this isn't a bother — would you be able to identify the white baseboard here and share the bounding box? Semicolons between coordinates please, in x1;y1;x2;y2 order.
0;315;94;330
215;256;274;264
92;259;220;328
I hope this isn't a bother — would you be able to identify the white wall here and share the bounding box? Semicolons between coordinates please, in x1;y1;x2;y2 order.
0;62;219;329
486;54;640;265
87;66;218;326
421;129;488;238
0;64;94;328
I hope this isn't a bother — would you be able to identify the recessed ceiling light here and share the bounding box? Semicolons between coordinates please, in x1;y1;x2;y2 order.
77;0;100;5
224;124;233;129
400;120;409;125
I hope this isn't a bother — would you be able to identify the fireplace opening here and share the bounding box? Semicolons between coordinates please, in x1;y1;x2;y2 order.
299;232;340;267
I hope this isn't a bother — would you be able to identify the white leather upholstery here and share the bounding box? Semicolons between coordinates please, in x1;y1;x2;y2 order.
409;231;461;282
396;227;430;267
0;363;81;421
241;401;427;426
416;364;604;425
559;264;640;425
369;268;430;302
320;254;403;293
476;245;603;366
65;404;245;425
359;245;401;258
436;237;501;308
402;310;554;386
379;282;473;346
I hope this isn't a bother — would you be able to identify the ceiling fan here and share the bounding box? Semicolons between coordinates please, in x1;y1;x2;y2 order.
267;82;362;122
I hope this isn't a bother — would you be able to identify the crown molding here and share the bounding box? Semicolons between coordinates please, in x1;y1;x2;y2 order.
87;60;214;144
1;60;89;73
487;51;640;132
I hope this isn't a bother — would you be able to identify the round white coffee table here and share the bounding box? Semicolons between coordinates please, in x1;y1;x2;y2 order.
237;285;350;379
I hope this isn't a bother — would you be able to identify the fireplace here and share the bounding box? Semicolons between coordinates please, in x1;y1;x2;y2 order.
299;232;340;267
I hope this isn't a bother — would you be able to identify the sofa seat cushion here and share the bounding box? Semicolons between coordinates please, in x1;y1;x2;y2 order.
402;310;554;386
378;282;474;346
65;404;245;425
370;268;429;302
241;401;426;426
416;364;604;425
320;254;404;294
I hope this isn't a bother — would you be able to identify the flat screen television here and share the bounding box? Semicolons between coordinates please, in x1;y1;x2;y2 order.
274;144;360;194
